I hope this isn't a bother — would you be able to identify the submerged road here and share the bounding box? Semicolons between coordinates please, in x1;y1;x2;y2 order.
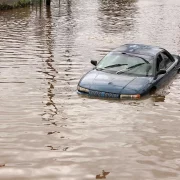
0;0;180;179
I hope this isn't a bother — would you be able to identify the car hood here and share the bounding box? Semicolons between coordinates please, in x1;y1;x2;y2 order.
79;70;153;94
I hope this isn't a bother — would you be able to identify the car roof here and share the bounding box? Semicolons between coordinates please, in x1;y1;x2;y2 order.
114;44;164;57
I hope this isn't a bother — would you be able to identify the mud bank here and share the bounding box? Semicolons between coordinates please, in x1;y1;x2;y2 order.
0;0;31;10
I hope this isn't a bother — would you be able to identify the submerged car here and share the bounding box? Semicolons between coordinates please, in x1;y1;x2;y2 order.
77;44;180;99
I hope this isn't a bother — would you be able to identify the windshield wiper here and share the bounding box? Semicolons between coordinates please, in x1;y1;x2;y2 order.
127;63;145;70
96;67;105;71
116;63;145;74
104;64;128;69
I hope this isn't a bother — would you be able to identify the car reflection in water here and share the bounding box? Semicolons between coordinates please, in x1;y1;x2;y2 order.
151;94;165;102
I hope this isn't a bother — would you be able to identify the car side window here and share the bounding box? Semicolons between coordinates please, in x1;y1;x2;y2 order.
156;54;163;72
160;52;174;69
156;52;174;71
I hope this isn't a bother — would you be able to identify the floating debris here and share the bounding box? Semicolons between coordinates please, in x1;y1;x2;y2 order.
47;131;60;135
47;146;58;150
63;147;69;151
96;170;110;179
0;164;5;167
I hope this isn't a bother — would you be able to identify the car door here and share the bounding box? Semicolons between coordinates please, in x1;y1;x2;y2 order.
160;51;177;79
154;51;175;88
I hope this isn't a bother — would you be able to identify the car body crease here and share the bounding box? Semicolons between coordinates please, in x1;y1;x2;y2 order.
120;76;138;94
89;70;100;90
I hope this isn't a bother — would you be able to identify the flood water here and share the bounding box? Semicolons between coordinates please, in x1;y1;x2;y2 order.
0;0;180;179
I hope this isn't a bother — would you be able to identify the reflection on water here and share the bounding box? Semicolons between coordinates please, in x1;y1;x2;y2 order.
0;0;180;179
41;6;58;124
98;0;138;34
151;95;166;102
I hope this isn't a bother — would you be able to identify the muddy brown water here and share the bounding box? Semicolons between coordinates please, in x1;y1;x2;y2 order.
0;0;180;179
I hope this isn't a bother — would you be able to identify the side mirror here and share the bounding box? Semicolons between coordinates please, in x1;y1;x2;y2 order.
157;69;166;75
91;60;97;66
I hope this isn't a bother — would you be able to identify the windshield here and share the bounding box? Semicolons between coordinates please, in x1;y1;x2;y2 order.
97;52;153;76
